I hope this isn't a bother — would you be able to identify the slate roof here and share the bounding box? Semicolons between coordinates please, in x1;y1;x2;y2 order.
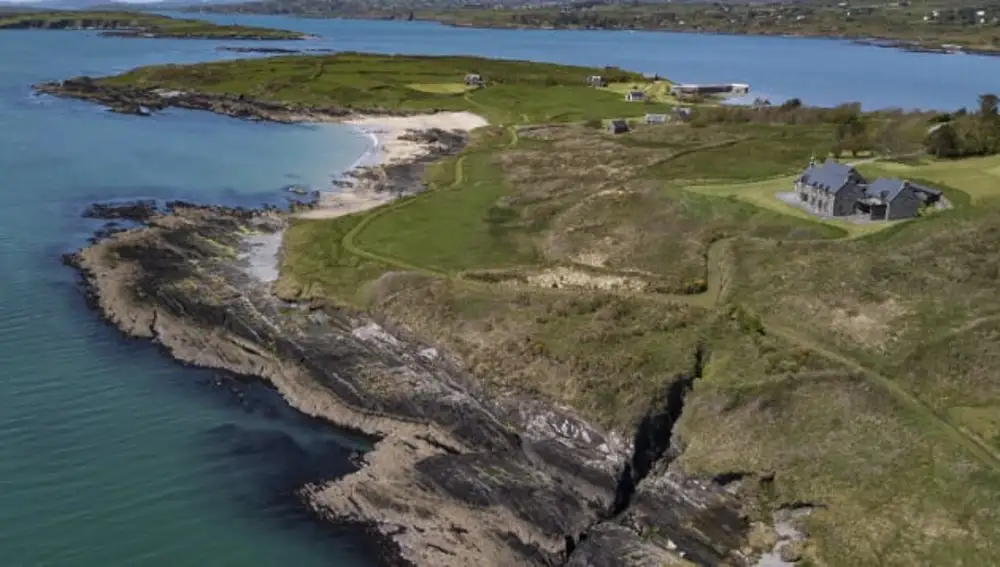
864;178;909;203
799;159;863;195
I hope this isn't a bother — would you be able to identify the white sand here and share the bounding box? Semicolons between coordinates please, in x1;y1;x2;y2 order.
295;111;487;220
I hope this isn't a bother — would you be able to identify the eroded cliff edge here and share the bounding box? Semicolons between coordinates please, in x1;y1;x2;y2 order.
63;164;760;567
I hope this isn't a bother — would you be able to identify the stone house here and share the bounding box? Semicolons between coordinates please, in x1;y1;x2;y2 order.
795;159;941;220
644;113;667;124
464;73;483;86
586;75;607;87
794;159;867;217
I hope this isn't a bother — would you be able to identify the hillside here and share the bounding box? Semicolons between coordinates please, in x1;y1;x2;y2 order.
46;53;1000;567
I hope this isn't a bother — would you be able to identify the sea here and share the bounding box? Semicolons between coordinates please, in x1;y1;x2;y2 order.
1;15;999;567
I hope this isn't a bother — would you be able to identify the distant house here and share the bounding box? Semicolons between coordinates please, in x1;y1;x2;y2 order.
670;83;750;97
795;158;941;220
644;113;667;124
586;75;607;87
673;106;694;120
625;90;646;102
608;119;631;134
464;73;483;86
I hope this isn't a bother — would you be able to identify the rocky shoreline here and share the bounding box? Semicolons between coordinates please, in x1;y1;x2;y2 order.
57;91;774;564
34;78;440;121
66;197;761;567
0;19;302;40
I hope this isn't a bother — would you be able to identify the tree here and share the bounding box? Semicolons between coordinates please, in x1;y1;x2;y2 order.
834;114;870;157
979;93;999;118
874;120;909;157
925;123;961;158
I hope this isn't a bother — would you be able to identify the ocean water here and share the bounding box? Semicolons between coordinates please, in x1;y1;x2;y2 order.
0;30;375;567
3;17;1000;567
181;12;1000;111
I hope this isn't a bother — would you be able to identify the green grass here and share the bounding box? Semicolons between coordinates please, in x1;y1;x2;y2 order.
858;154;1000;204
355;150;541;272
0;10;303;39
407;82;473;94
99;53;666;124
276;214;392;307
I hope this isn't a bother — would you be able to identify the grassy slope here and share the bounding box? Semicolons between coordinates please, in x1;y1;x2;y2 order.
100;53;673;123
0;10;303;38
99;53;1000;565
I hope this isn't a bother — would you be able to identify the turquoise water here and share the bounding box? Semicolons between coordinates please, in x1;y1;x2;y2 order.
4;17;1000;567
0;30;374;567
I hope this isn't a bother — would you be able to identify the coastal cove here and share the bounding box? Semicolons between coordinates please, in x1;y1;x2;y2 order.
6;14;1000;567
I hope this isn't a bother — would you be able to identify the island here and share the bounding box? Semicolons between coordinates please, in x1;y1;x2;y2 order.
0;10;305;40
44;53;1000;567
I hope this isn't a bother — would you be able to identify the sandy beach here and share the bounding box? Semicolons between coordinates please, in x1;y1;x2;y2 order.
294;111;488;220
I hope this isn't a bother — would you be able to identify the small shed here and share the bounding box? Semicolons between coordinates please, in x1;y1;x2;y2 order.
625;90;646;102
673;106;694;120
645;113;667;124
586;75;607;87
608;119;630;134
464;73;483;86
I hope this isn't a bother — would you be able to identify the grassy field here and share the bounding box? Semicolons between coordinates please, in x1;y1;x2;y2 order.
0;10;303;39
100;53;674;124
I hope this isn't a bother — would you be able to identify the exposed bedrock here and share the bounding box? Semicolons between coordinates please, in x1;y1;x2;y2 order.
65;201;756;566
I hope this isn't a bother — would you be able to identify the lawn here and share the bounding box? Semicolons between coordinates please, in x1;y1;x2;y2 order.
858;154;1000;204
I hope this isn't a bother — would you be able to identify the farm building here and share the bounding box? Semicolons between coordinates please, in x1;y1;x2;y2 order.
464;73;483;86
794;158;942;220
625;90;646;102
586;75;607;87
644;113;667;124
608;119;631;134
670;83;750;96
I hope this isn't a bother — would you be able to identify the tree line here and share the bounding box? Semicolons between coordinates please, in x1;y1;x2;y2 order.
925;94;1000;159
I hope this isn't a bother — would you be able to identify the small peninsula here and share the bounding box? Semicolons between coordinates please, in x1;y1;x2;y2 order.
47;52;1000;567
0;10;305;40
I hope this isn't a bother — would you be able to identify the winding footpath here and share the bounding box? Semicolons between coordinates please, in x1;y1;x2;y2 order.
336;124;1000;478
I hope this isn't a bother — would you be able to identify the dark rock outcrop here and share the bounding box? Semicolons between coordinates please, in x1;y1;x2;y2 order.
33;78;442;121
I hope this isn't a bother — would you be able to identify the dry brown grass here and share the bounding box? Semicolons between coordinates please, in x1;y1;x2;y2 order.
677;374;1000;567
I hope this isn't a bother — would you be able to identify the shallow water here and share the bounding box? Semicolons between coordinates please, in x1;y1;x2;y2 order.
0;29;375;567
3;15;1000;567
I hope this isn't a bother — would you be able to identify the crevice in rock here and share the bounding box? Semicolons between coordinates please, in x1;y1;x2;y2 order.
611;343;705;517
777;501;827;512
561;344;707;563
